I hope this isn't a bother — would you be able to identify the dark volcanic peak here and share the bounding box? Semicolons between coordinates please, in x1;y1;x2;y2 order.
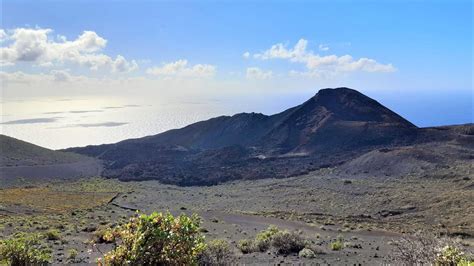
65;87;424;185
133;87;416;152
309;87;414;125
260;87;417;154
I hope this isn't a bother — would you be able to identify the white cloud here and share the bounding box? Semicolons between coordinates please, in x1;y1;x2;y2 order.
0;70;88;85
0;29;7;42
253;39;396;77
51;69;72;82
318;44;329;51
246;67;272;80
0;28;138;72
146;59;216;78
112;55;138;73
242;51;250;59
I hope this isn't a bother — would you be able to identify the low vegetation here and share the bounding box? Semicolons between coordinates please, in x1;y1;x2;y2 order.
99;212;206;265
0;186;116;213
271;230;306;254
329;236;344;251
198;239;235;266
0;232;52;265
67;248;79;263
238;225;307;255
237;239;257;254
391;231;473;265
254;225;280;252
45;229;61;241
298;247;316;258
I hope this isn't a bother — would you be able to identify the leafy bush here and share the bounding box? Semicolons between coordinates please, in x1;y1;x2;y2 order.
271;230;305;254
435;245;472;266
93;226;115;244
100;212;206;265
198;239;235;266
0;232;52;265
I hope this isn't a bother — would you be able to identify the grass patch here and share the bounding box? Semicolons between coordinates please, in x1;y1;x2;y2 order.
0;187;115;213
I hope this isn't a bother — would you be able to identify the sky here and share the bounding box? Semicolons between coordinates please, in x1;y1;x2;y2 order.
0;0;473;149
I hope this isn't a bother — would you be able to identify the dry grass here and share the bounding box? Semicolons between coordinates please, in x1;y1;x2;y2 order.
0;187;115;213
0;178;130;213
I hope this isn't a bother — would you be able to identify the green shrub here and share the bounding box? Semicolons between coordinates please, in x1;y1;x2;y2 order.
45;229;61;241
435;245;472;265
238;239;257;254
238;226;306;255
67;248;78;263
0;232;52;265
93;226;115;244
198;239;235;266
329;239;344;251
100;211;205;265
255;225;280;252
458;258;474;266
271;230;306;254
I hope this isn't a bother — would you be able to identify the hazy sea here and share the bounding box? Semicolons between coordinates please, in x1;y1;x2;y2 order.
0;93;310;149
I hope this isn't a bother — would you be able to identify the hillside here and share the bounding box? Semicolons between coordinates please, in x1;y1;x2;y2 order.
0;135;101;187
64;87;469;185
0;135;85;167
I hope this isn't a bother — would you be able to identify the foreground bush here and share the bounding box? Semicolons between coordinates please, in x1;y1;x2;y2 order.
391;231;473;265
100;212;206;265
435;245;472;266
198;239;235;266
0;232;51;265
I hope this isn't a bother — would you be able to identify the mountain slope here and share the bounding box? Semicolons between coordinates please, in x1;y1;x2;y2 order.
76;88;417;153
0;135;87;167
261;88;417;154
0;135;101;187
65;87;431;185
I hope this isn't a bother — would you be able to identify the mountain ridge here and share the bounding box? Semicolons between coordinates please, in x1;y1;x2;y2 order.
63;87;433;185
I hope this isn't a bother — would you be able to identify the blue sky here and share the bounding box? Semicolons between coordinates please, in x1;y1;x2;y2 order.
1;1;473;145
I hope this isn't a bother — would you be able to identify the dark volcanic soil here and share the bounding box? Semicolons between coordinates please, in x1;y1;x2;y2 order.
1;157;472;265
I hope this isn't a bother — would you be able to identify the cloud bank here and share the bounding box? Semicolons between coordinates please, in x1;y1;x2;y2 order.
253;39;396;77
146;59;216;78
246;67;273;80
0;28;138;72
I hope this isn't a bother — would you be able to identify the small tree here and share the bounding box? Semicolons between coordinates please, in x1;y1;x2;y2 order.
100;212;206;265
